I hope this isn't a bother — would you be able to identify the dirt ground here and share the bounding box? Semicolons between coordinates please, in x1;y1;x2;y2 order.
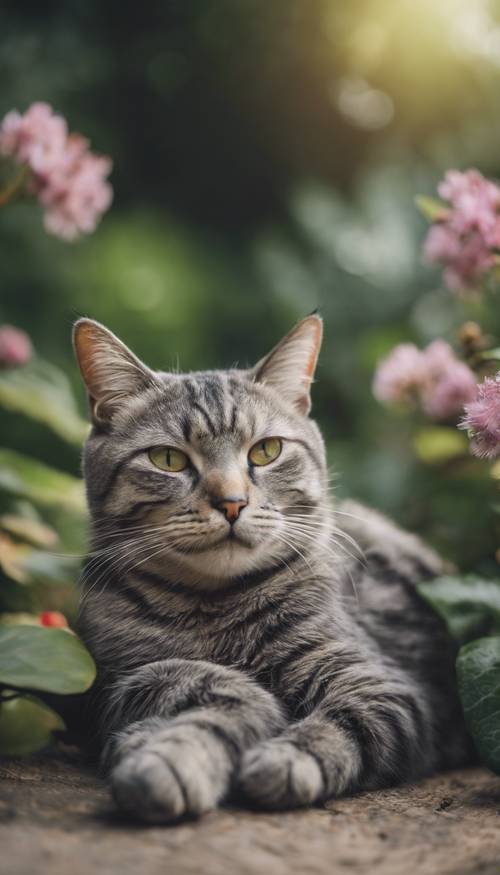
1;750;500;875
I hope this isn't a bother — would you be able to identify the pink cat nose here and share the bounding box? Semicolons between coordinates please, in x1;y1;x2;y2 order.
214;498;248;523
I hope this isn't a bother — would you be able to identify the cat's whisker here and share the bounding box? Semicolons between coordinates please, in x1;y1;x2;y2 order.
284;522;365;569
271;531;316;578
281;514;365;556
280;527;361;606
79;532;176;606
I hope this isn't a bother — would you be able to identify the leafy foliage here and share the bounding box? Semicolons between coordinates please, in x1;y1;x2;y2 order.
0;626;95;694
0;360;88;445
418;576;500;644
0;354;94;754
419;575;500;774
0;694;65;756
0;448;85;513
457;638;500;774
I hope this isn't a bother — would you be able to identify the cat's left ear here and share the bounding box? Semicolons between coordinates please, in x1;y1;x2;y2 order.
251;314;323;415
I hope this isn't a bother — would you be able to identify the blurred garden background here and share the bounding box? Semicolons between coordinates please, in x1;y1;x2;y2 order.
2;0;500;591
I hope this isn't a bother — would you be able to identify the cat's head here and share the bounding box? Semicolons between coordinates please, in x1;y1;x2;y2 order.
73;315;328;589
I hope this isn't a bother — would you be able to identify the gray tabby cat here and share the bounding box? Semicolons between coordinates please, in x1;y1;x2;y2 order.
74;315;469;823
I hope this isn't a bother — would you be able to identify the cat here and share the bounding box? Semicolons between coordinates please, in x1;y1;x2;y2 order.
74;314;469;823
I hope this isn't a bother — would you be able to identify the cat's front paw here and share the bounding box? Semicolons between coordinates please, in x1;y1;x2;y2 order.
110;726;231;823
238;739;324;810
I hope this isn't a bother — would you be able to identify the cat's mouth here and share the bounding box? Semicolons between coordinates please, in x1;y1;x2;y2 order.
172;528;254;555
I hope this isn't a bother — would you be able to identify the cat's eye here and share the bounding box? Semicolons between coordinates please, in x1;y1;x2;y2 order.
148;446;189;472
248;437;282;467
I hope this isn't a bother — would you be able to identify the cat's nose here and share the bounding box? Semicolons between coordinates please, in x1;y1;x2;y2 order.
213;497;248;524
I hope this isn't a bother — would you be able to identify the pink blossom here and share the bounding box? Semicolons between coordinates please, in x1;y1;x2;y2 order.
423;169;500;293
374;339;477;421
438;169;500;240
0;103;112;240
0;325;33;368
423;225;461;265
423;339;458;376
0;102;67;177
38;135;113;241
460;374;500;460
422;361;477;419
372;343;426;404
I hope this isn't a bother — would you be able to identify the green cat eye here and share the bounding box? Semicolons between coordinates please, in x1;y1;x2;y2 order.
248;437;282;467
148;446;189;472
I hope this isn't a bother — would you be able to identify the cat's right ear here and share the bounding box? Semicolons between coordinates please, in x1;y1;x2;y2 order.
73;319;157;426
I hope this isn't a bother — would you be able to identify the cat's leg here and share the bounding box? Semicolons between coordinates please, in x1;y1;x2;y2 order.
238;646;432;809
103;658;285;822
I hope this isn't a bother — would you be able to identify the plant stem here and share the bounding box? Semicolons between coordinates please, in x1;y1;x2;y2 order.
0;164;29;207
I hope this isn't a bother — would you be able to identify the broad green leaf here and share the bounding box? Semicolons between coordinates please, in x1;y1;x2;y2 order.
0;449;85;514
414;195;448;222
418;575;500;644
0;625;95;694
457;637;500;774
0;694;64;755
0;358;88;445
414;427;468;465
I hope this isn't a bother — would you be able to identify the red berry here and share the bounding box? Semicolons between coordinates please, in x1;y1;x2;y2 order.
39;611;68;628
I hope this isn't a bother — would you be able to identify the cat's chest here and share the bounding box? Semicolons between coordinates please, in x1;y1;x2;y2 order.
155;590;323;672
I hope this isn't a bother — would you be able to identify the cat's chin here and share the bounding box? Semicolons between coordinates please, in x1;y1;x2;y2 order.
169;538;282;588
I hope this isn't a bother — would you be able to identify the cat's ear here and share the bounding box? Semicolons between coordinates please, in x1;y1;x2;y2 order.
252;314;323;415
73;319;157;425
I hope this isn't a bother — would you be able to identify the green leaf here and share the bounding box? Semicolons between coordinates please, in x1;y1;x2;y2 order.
0;625;95;694
414;427;469;465
418;575;500;644
457;637;500;774
0;694;65;756
0;449;85;514
476;347;500;362
0;358;88;445
415;195;448;222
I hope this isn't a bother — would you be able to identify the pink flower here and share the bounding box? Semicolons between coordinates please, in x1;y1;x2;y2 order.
38;135;113;241
423;169;500;293
372;343;426;404
0;325;33;368
438;170;500;240
374;339;477;421
423;339;458;375
460;374;500;460
0;102;67;177
422;361;477;419
0;103;112;240
423;225;461;265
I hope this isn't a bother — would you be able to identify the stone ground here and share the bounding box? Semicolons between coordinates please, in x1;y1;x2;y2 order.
1;750;500;875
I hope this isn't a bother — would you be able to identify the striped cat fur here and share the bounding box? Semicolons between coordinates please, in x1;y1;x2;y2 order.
74;314;469;823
